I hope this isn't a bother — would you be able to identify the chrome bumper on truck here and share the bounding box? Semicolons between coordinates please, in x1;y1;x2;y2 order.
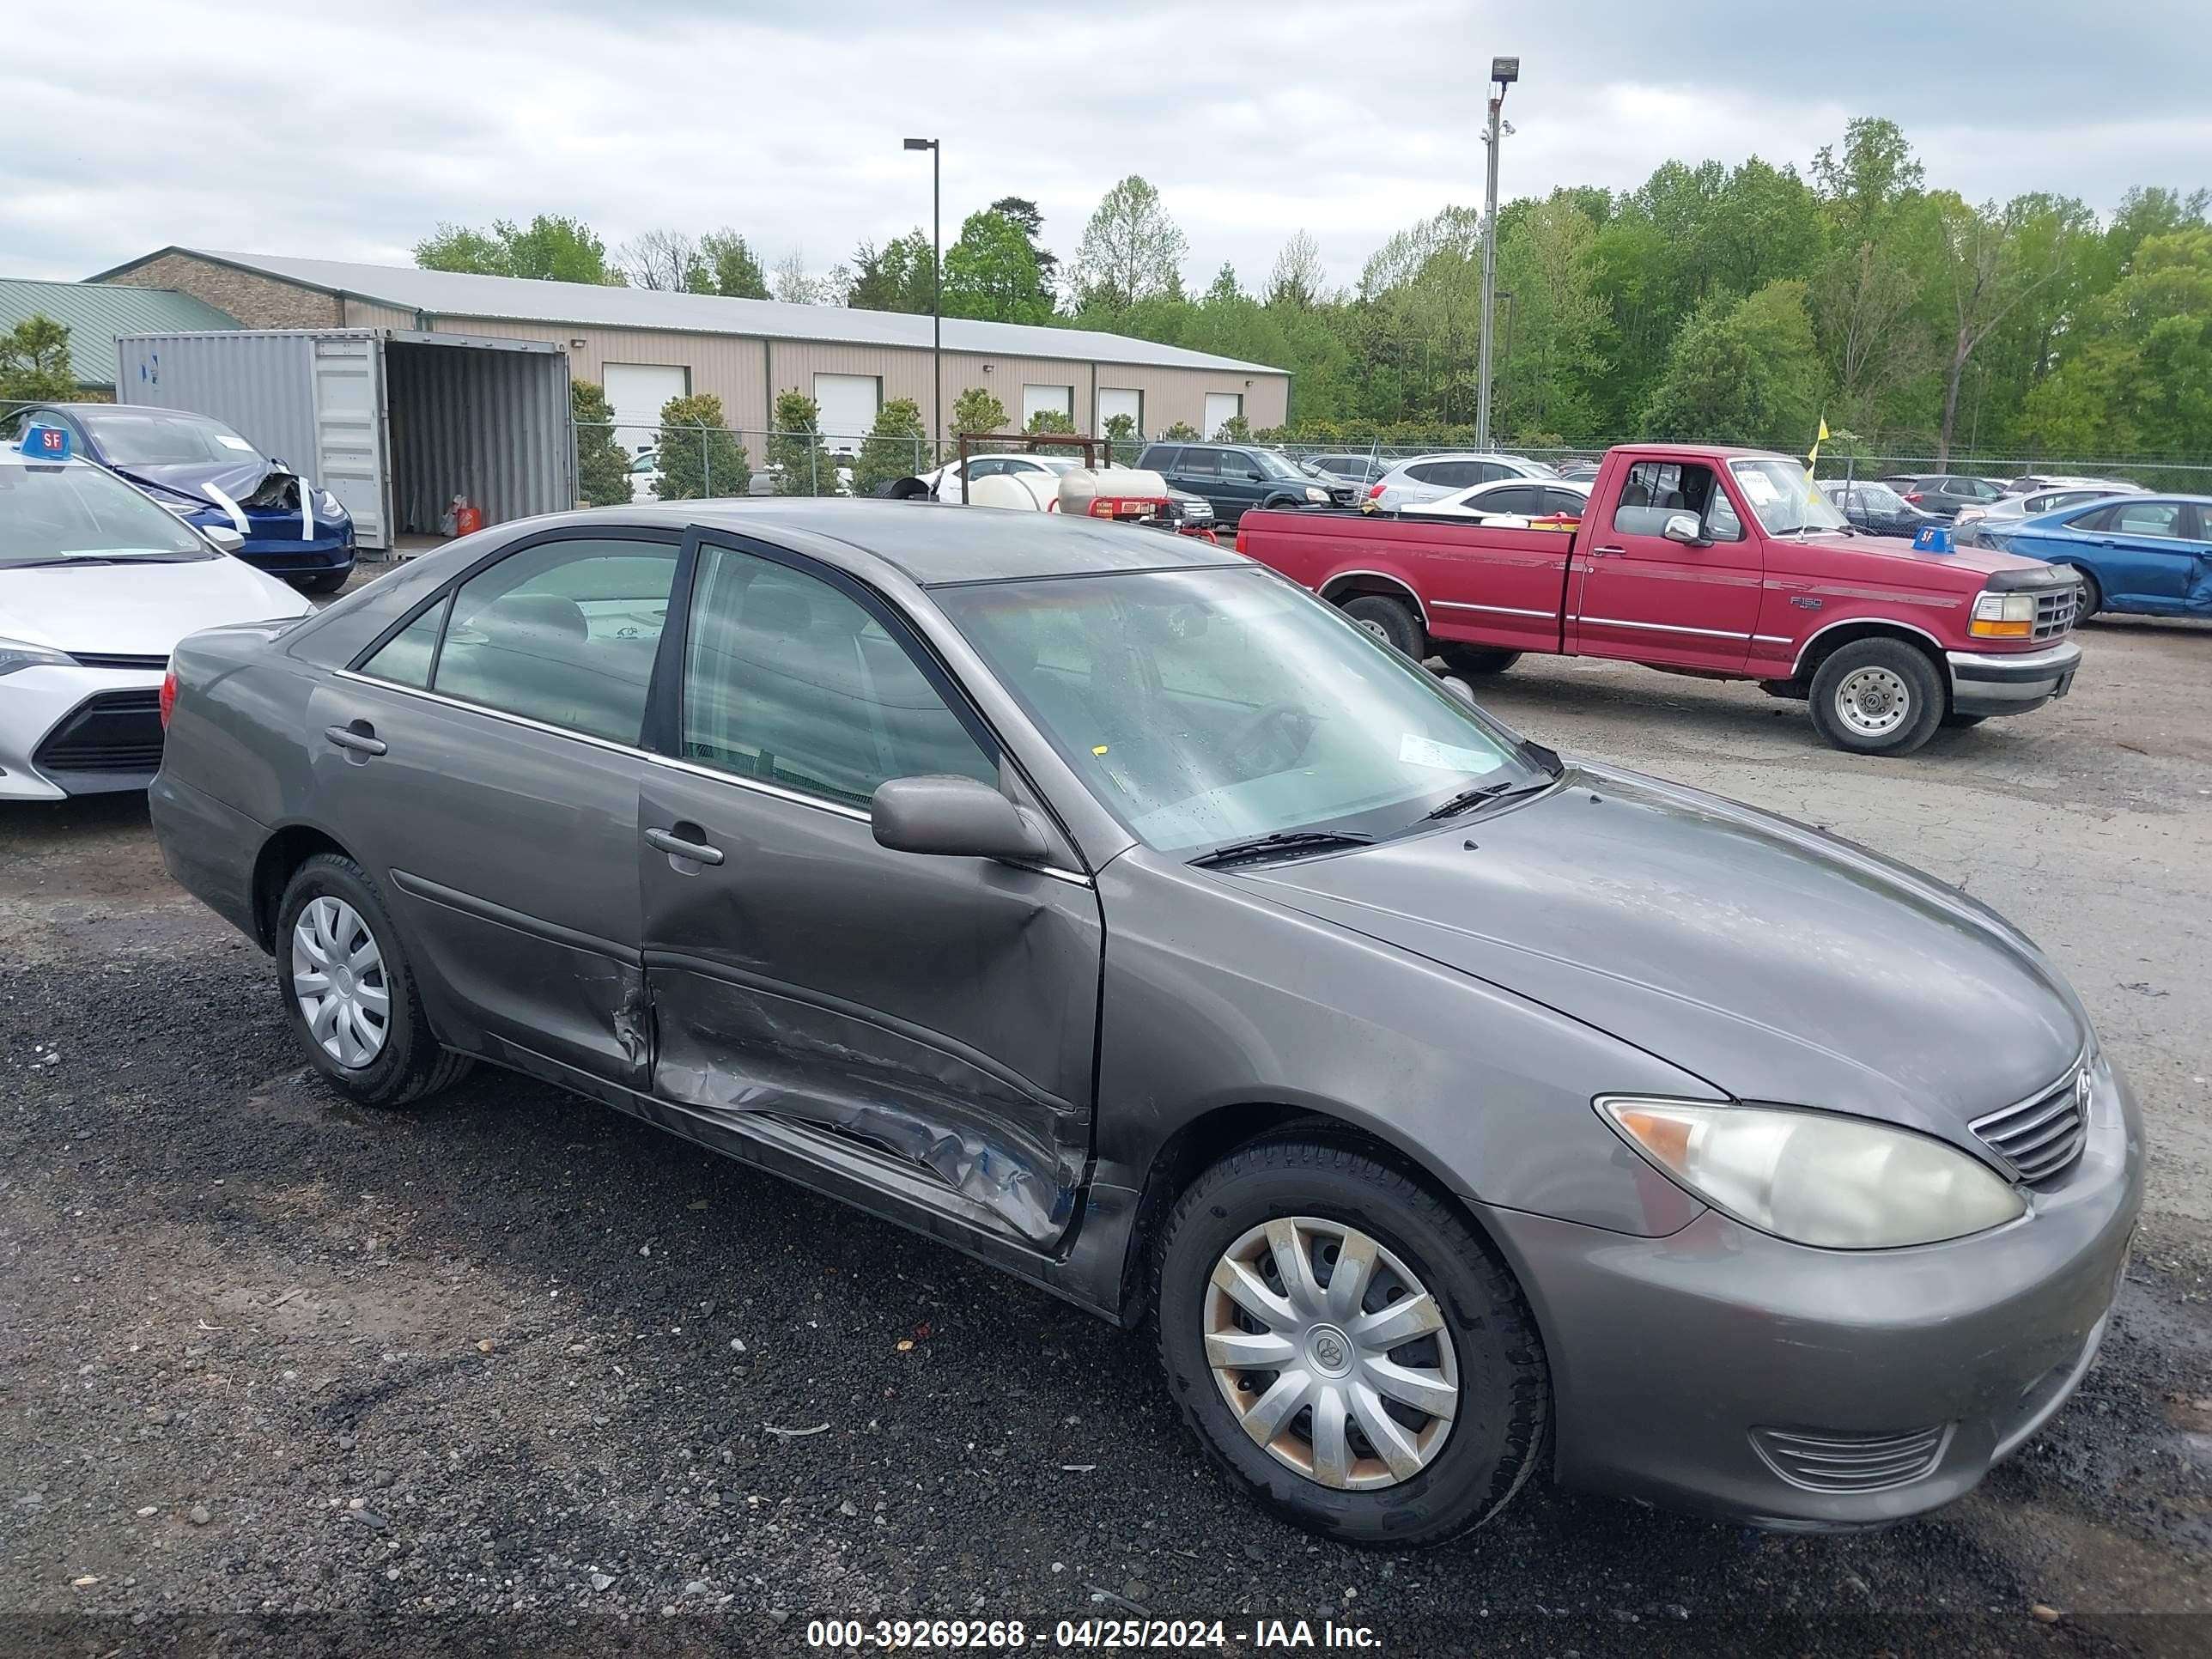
1947;640;2082;717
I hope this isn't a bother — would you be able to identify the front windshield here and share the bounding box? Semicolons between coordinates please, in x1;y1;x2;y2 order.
937;567;1543;854
1729;458;1850;535
1250;449;1306;481
76;409;261;468
0;462;216;564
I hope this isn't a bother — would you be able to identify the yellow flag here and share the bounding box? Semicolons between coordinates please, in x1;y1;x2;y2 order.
1808;416;1829;469
1817;418;1831;441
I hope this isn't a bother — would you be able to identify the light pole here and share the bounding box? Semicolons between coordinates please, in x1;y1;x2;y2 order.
903;137;942;452
1475;56;1517;453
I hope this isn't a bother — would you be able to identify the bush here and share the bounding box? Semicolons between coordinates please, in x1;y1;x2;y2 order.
1024;406;1076;435
573;381;632;507
1103;410;1139;465
951;386;1009;439
769;390;839;495
653;393;750;500
1160;420;1200;441
854;397;929;494
1212;414;1253;442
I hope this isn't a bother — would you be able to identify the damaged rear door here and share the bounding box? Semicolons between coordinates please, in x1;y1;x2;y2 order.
637;532;1103;1248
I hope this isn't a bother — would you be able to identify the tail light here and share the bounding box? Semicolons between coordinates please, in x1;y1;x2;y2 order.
1233;527;1247;554
1366;483;1385;501
1901;491;1923;504
159;663;179;728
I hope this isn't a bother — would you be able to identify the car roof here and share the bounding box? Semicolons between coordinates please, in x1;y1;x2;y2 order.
556;498;1249;586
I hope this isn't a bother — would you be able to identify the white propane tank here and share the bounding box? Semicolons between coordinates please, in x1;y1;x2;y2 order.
1055;467;1170;515
968;472;1057;510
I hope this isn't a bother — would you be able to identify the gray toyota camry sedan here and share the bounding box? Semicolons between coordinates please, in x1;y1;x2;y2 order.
150;501;2141;1546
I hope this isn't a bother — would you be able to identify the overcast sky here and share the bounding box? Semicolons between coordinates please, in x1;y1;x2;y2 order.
8;1;2208;292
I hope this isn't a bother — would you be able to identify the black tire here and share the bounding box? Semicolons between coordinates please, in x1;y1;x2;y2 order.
1439;644;1522;677
1941;712;1987;728
300;568;350;595
1154;1135;1549;1547
275;853;471;1107
2064;564;2102;621
1340;594;1426;659
1807;637;1946;757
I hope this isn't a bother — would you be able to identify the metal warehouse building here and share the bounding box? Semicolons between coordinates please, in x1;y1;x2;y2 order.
0;276;240;395
90;248;1290;449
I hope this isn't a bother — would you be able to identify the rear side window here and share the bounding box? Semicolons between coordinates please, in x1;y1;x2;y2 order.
423;536;679;744
1177;447;1221;477
361;601;447;689
1480;486;1540;514
2067;505;2115;532
1140;447;1181;472
1543;489;1587;516
2109;501;2185;538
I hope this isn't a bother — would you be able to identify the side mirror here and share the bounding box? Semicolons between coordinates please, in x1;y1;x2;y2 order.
1662;512;1705;546
204;526;246;556
1247;470;1265;482
872;775;1050;863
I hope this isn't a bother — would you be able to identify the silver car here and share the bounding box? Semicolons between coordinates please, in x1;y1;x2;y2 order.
149;501;2141;1546
1958;483;2139;550
1370;452;1559;512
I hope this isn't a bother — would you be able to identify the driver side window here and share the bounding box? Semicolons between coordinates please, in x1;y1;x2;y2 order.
1613;459;1740;540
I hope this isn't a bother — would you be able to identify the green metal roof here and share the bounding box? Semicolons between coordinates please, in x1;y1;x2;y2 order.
0;278;240;388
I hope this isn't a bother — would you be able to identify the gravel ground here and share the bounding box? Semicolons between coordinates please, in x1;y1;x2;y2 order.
2;612;2209;1657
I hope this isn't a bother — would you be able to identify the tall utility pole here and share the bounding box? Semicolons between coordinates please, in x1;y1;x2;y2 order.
1475;56;1517;453
903;137;943;449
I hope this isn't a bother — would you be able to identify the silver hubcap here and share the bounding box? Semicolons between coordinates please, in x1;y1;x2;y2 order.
290;896;389;1068
1203;1217;1459;1491
1835;665;1912;737
1356;618;1390;642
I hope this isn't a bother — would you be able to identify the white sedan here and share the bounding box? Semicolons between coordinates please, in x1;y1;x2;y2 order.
1;433;311;800
1400;476;1592;526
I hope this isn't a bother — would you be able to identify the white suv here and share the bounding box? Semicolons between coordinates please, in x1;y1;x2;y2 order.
1370;453;1558;511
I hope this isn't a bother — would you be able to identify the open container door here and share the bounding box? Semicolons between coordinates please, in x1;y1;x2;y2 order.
309;334;392;550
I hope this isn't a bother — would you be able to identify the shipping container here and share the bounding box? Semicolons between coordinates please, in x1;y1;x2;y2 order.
112;328;573;553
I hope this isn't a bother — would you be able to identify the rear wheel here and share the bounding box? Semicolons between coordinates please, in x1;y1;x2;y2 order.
1808;638;1946;757
1155;1136;1548;1547
1340;594;1425;659
1439;644;1522;678
276;854;471;1107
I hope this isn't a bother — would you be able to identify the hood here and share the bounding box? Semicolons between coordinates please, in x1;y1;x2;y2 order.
1775;531;2057;582
1231;764;2085;1145
0;556;311;655
120;459;281;505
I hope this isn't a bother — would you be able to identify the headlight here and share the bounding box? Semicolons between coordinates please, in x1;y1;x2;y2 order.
320;490;346;518
1969;591;2036;639
1599;1097;2025;1249
1304;484;1328;502
0;635;73;677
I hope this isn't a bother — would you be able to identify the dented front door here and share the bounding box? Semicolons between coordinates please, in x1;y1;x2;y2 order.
636;536;1103;1247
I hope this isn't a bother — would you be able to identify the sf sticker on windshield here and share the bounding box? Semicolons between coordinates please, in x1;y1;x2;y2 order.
1400;733;1504;773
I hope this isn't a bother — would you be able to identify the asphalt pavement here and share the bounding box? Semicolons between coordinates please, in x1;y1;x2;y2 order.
1;612;2207;1658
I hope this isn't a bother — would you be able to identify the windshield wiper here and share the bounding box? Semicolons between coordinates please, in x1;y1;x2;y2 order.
1424;775;1553;821
1188;829;1375;869
4;555;128;568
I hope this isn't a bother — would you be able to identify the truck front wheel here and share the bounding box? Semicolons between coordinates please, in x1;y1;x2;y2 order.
1808;639;1946;757
1440;644;1522;677
1340;594;1426;659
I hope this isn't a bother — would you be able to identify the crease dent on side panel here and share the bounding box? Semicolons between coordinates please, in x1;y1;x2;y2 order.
652;980;1079;1245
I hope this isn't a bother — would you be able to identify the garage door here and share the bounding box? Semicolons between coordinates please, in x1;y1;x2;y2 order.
603;363;690;453
813;374;881;451
1097;387;1143;436
1203;392;1244;438
1022;383;1073;427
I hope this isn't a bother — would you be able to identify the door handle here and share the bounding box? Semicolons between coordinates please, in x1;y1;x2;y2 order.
323;724;386;757
1588;545;1626;557
646;826;724;866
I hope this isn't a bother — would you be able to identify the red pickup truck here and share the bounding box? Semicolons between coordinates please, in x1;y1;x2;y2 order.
1237;443;2084;756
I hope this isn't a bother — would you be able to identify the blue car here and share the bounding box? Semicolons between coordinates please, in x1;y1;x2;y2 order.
11;403;355;592
2006;494;2212;620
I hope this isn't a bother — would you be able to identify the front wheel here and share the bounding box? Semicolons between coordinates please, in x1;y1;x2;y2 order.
276;854;471;1107
1339;594;1426;659
1807;638;1946;757
1155;1136;1549;1547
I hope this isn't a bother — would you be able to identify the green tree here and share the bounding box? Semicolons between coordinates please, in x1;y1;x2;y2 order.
1160;419;1200;441
415;215;623;284
2021;229;2212;456
1492;193;1607;441
951;385;1009;438
1642;279;1823;450
572;380;632;507
853;397;929;493
1267;231;1325;308
989;196;1060;301
0;315;78;406
653;393;750;500
848;231;937;313
769;389;837;495
1212;413;1253;442
943;210;1052;323
1925;191;2079;460
697;229;770;298
1024;406;1076;435
1103;410;1139;464
1073;176;1188;310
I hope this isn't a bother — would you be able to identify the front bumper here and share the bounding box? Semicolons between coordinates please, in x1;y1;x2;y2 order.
1481;1054;2142;1530
1947;639;2082;716
0;665;167;800
238;533;356;580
